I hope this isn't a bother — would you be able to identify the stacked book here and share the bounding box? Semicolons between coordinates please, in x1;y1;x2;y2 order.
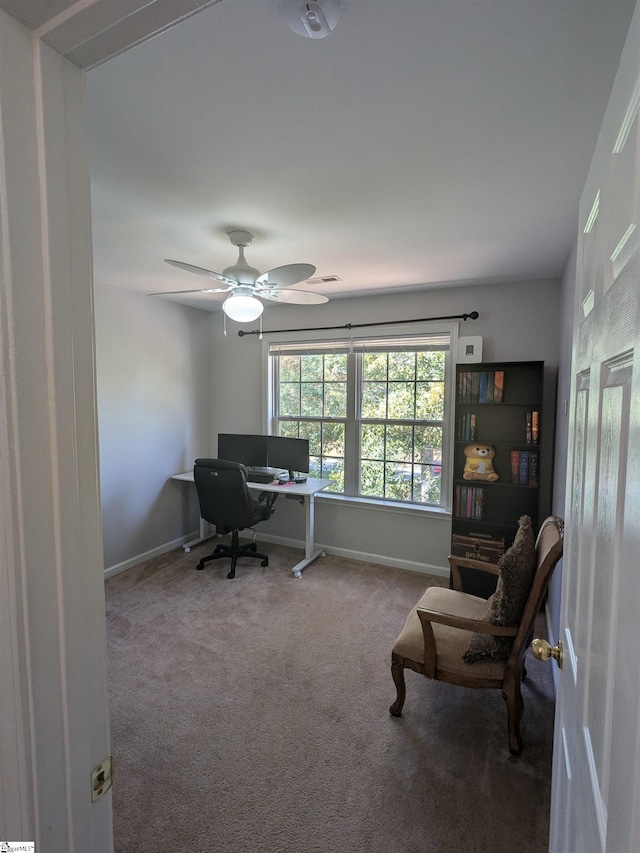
525;410;540;444
454;485;486;519
456;412;478;441
510;450;539;486
457;370;505;403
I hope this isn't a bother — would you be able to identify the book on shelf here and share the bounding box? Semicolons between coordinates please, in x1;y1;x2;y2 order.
471;372;480;401
458;371;471;403
457;370;505;404
510;450;519;484
486;372;495;401
525;410;540;444
454;485;486;520
510;449;538;486
457;412;478;441
478;371;488;403
531;410;539;443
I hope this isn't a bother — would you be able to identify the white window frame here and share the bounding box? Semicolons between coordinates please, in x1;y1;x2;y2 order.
263;321;459;513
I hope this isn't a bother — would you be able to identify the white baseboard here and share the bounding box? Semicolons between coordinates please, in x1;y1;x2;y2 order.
103;531;200;578
255;532;450;579
104;530;449;581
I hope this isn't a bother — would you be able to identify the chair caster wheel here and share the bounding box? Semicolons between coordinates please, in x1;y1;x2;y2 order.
261;559;268;567
185;546;191;553
196;561;205;571
227;570;235;579
293;571;302;579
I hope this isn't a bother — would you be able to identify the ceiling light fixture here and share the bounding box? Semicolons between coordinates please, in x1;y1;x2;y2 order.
222;287;264;323
278;0;343;39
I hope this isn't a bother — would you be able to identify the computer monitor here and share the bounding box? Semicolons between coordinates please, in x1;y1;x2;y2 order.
266;436;310;481
217;433;268;468
217;433;310;482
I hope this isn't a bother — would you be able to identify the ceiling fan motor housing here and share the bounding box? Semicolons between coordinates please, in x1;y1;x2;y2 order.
223;232;260;285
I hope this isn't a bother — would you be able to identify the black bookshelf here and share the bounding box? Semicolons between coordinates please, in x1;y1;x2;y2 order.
450;360;554;597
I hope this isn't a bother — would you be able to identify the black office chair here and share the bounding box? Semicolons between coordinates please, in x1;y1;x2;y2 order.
193;458;276;578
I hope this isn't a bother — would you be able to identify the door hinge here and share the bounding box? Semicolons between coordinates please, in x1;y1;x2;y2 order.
91;754;113;802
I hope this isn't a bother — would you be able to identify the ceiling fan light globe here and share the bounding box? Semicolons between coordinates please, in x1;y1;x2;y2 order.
223;290;264;323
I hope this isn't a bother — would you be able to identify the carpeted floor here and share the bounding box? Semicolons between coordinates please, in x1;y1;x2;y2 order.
105;539;555;853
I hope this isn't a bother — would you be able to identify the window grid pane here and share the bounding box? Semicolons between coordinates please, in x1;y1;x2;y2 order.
358;422;443;504
276;415;346;493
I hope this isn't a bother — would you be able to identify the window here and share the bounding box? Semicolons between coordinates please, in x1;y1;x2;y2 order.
267;327;454;509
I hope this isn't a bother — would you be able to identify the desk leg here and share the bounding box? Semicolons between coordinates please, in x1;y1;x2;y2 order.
291;494;325;578
182;518;215;552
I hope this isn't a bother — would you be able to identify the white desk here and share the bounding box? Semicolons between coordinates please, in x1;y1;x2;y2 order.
171;472;332;578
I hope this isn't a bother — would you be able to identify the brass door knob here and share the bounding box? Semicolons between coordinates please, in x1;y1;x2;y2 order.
531;638;563;669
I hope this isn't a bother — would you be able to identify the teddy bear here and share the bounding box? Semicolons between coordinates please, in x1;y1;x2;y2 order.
463;443;498;481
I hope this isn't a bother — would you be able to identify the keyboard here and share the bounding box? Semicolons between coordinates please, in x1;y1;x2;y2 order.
246;472;277;484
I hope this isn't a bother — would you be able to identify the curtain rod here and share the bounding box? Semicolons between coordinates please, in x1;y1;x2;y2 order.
237;310;479;337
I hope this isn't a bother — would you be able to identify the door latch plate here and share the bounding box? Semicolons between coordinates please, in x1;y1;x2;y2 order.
91;754;113;802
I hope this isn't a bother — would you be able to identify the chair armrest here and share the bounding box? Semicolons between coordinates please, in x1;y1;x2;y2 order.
416;605;517;677
417;605;517;637
258;492;278;515
448;554;500;592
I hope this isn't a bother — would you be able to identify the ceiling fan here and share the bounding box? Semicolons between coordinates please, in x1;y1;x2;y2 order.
152;229;328;323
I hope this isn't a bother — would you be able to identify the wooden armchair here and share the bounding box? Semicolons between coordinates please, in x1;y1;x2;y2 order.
389;515;564;754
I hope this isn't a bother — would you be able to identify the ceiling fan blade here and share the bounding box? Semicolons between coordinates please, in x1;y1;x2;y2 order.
148;286;231;296
255;263;316;288
259;288;329;304
165;258;236;286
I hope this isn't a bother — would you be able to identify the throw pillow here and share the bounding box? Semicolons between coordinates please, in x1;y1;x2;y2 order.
462;515;537;663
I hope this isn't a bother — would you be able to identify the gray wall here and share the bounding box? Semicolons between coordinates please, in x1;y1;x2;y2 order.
96;276;562;576
210;277;562;575
95;282;212;571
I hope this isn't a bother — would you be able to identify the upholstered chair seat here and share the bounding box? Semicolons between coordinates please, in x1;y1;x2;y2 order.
393;587;509;683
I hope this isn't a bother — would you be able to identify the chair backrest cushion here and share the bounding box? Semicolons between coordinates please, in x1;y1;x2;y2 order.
462;515;537;663
194;458;261;533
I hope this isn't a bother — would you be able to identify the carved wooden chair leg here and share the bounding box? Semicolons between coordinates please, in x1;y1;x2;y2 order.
389;653;407;716
503;682;525;755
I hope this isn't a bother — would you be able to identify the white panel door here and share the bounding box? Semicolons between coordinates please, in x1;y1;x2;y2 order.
549;6;640;852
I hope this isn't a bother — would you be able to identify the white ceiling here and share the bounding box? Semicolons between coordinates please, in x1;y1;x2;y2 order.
3;0;637;312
